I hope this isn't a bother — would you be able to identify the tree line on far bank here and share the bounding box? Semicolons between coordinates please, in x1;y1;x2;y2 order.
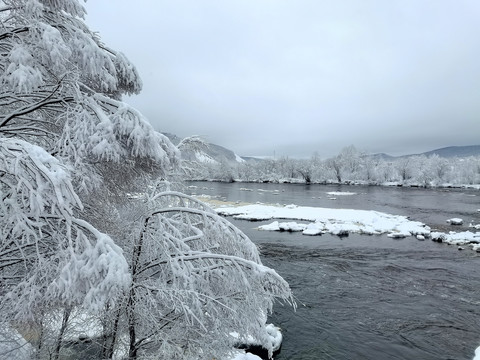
185;145;480;187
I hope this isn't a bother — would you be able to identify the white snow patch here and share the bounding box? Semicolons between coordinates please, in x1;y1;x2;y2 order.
469;222;480;230
195;151;218;164
326;191;357;196
228;323;282;358
473;345;480;360
388;232;408;239
265;324;282;352
217;203;430;238
446;218;463;225
259;221;306;232
432;231;480;247
235;154;246;163
230;352;262;360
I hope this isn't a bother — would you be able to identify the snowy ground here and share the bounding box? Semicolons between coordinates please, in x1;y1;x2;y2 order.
474;346;480;360
230;352;262;360
214;202;480;252
228;323;282;360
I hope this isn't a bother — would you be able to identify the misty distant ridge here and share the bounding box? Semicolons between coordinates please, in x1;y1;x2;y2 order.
163;133;480;164
373;145;480;160
411;145;480;158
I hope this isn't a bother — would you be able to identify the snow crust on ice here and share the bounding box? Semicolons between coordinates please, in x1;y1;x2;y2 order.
326;191;357;196
265;323;283;351
230;352;262;360
260;221;306;232
216;202;480;250
228;323;282;359
432;231;480;248
217;203;430;237
447;218;463;225
474;345;480;360
470;222;480;230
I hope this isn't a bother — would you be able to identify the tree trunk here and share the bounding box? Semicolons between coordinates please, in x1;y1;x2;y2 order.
53;308;71;360
128;217;149;359
104;306;122;359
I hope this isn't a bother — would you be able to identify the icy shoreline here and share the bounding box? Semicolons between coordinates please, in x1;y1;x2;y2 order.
187;178;480;190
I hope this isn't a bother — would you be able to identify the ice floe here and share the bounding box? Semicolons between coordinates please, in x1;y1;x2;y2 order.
216;202;480;251
216;203;430;238
447;218;464;225
432;231;480;249
326;191;357;196
231;352;262;360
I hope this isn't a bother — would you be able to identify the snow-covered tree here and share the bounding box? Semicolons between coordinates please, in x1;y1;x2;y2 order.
237;161;256;182
376;159;396;183
94;190;293;359
296;158;314;184
361;155;379;183
1;1;293;359
0;0;178;169
0;138;131;359
394;157;413;184
0;0;166;312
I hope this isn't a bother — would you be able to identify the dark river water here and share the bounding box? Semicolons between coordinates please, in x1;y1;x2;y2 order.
187;182;480;360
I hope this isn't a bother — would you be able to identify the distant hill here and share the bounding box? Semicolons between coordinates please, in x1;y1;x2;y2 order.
162;133;246;165
415;145;480;158
368;153;396;161
371;145;480;159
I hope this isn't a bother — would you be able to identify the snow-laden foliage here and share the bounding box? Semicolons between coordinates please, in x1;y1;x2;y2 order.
0;1;167;355
0;0;179;174
0;138;130;319
1;1;293;359
101;191;293;360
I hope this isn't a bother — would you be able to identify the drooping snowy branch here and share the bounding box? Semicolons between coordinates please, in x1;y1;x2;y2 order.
116;191;293;359
0;138;130;320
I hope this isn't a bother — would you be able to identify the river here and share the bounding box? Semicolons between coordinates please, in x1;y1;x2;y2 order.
187;182;480;360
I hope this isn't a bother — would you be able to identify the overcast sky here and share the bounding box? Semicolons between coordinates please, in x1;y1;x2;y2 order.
84;0;480;158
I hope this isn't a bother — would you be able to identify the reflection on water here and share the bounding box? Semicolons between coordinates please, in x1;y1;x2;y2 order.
187;182;480;360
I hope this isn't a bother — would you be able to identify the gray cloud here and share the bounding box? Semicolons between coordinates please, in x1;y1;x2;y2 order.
85;0;480;158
